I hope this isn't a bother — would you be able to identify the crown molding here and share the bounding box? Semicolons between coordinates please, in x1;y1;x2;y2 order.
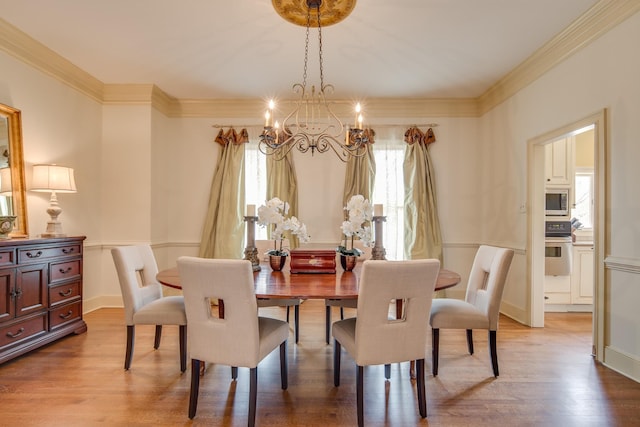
477;0;640;114
2;1;638;118
0;18;103;102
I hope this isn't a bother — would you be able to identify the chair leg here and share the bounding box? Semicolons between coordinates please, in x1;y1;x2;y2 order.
432;328;439;376
416;359;427;418
294;304;300;344
280;341;288;390
466;329;474;355
188;359;201;419
384;364;391;380
325;305;331;344
340;306;345;320
333;339;341;387
489;330;499;377
356;365;364;427
124;325;135;370
231;366;238;380
179;325;187;372
154;325;162;349
249;367;258;427
286;305;290;323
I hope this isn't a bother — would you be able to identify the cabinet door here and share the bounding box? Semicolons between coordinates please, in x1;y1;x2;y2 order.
571;246;594;304
545;137;574;186
15;263;47;318
0;268;16;323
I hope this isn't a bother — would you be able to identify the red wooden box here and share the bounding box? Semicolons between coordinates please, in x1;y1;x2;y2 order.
290;249;336;274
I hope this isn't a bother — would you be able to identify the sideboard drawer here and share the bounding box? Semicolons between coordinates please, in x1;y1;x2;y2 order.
50;301;82;330
18;244;82;264
50;260;81;284
0;313;47;350
49;281;81;307
0;249;15;267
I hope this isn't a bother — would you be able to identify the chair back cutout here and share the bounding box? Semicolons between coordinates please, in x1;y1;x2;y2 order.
464;245;514;329
112;245;163;325
354;259;440;365
177;257;261;367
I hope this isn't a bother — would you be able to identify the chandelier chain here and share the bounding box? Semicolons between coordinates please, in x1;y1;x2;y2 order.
316;6;324;90
303;8;311;90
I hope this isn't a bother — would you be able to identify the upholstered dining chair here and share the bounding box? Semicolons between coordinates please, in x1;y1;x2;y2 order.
177;257;289;426
254;239;302;343
111;245;187;372
429;245;514;377
332;259;440;427
324;240;371;343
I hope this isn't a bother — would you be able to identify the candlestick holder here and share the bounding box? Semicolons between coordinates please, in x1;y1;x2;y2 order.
243;215;261;271
371;215;386;260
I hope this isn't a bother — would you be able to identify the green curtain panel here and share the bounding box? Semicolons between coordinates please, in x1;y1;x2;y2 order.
403;127;443;263
267;144;300;249
199;128;248;259
342;129;376;205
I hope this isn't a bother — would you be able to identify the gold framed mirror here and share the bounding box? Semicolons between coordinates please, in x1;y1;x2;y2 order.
0;103;29;238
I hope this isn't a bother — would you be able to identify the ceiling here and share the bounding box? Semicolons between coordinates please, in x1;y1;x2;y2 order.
0;0;600;101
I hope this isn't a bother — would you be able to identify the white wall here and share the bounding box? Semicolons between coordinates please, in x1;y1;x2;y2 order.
480;10;640;380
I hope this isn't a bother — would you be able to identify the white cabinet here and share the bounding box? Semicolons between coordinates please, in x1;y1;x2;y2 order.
545;137;574;187
571;245;594;304
544;275;571;304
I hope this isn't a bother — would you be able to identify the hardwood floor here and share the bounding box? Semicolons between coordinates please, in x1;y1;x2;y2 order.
1;299;639;426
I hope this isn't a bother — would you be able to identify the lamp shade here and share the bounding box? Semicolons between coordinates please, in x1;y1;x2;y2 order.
31;164;77;193
0;167;11;195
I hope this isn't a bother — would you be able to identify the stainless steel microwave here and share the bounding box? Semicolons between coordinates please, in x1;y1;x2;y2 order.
545;188;569;216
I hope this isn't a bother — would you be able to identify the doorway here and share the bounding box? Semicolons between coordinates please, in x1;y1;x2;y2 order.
526;109;606;361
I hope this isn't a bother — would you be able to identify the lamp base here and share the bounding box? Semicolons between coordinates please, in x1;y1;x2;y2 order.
41;221;66;238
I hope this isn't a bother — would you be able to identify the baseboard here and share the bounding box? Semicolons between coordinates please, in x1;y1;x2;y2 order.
604;345;640;383
544;304;593;313
499;300;528;325
84;295;123;314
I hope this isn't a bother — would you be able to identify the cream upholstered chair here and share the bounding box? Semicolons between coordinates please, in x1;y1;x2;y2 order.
429;245;514;377
255;239;302;343
332;259;440;427
111;245;187;372
324;240;371;343
177;257;289;426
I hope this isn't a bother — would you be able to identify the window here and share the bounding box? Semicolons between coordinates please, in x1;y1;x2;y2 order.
372;128;406;260
245;132;268;239
573;169;594;229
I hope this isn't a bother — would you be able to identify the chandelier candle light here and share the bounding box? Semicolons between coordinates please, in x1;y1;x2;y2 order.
259;0;369;162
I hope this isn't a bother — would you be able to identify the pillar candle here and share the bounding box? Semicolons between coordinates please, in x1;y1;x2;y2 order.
247;204;256;216
374;204;383;216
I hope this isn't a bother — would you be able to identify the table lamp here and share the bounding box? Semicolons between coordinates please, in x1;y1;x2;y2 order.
31;164;77;237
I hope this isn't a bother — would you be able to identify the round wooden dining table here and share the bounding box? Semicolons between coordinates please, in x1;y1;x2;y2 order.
157;263;461;298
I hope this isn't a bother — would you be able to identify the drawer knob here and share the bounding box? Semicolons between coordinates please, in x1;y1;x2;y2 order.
62;248;75;254
26;251;43;258
59;267;73;274
6;327;25;338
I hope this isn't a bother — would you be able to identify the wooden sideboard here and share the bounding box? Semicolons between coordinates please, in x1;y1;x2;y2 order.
0;236;86;364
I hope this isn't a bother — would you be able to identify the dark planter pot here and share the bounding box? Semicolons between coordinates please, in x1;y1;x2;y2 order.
269;254;287;271
340;254;358;272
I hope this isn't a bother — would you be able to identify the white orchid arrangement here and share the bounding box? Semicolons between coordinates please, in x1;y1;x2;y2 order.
337;194;373;256
257;197;311;256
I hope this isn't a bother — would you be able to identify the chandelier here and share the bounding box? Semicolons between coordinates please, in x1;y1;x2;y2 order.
259;0;368;162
